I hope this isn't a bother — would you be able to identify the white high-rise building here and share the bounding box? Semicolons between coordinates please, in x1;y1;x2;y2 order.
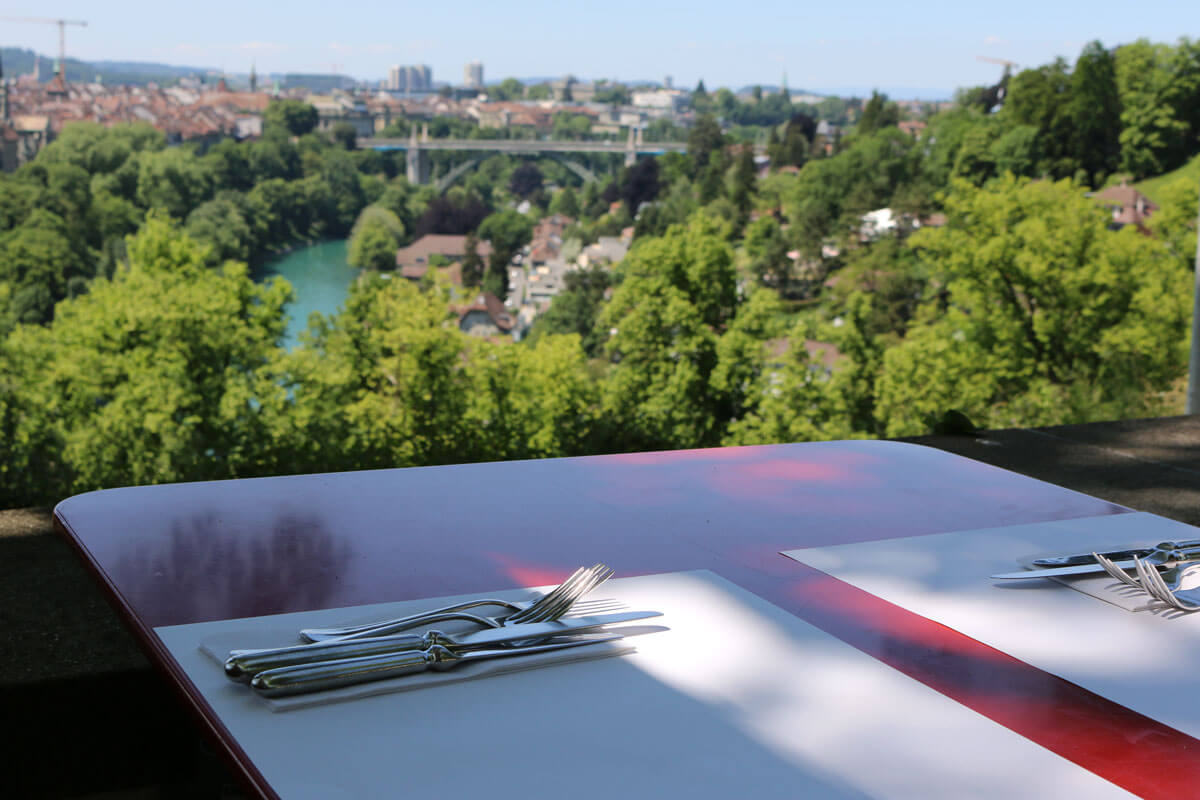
464;61;483;88
386;64;433;93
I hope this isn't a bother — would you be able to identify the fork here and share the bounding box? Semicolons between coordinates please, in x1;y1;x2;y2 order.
1095;552;1200;599
300;563;614;642
1136;557;1200;611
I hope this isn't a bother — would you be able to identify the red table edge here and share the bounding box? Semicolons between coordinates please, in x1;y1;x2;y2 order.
53;511;284;800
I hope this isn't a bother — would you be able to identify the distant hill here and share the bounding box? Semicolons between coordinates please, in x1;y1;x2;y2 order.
1;46;212;86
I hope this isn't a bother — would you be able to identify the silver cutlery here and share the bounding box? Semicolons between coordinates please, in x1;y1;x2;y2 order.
1032;538;1200;568
991;545;1200;580
1136;557;1200;611
251;635;623;697
1093;551;1199;594
225;609;662;682
299;563;613;642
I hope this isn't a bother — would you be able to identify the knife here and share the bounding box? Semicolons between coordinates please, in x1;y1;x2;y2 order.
1031;539;1200;567
224;610;661;681
250;635;624;697
991;558;1189;580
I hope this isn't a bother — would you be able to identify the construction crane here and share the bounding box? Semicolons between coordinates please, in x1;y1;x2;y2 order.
974;56;1017;113
0;17;88;77
976;55;1018;70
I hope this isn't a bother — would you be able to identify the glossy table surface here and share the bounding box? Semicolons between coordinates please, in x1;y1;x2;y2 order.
54;440;1199;798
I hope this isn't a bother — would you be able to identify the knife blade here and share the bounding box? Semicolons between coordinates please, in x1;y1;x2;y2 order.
250;634;625;697
991;559;1162;580
224;610;661;681
1031;538;1200;567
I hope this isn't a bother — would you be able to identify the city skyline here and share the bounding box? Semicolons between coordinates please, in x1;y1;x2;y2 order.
0;0;1195;95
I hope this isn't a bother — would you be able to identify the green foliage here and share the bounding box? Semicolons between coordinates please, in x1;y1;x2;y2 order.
331;121;358;150
1003;58;1079;179
856;92;900;136
549;187;581;218
1070;41;1122;186
186;196;253;266
136;148;215;218
347;205;406;270
1146;177;1199;272
478;208;534;290
264;99;319;137
687;114;725;178
782;127;920;254
598;215;738;450
1115;39;1200;179
274;274;598;470
876;176;1191;435
1;214;291;503
525;267;612;356
490;78;525;101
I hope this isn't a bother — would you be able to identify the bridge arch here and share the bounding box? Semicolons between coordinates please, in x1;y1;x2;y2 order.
432;153;602;194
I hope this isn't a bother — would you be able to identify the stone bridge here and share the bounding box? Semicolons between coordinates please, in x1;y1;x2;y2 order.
365;126;689;187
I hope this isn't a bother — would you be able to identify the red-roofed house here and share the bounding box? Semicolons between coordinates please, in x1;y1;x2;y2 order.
458;292;515;338
395;234;493;281
1093;183;1157;230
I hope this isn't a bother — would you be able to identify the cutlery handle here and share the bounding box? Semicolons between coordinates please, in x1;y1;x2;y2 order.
251;645;460;697
224;631;456;682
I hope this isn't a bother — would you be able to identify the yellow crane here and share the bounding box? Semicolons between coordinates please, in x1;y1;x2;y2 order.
1;16;88;77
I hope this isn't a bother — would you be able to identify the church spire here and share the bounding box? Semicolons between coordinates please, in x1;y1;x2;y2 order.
1;52;8;122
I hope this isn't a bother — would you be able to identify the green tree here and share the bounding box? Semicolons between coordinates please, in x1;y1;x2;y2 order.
524;267;612;356
264;99;319;137
347;205;406;270
857;91;900;136
549;187;580;218
508;162;544;198
135;148;215;218
687;114;725;178
1070;41;1122;187
331;121;358;150
1;213;291;502
0;210;92;324
461;231;484;287
1004;58;1078;178
597;214;738;450
1115;40;1196;179
743;216;790;287
477;209;533;296
490;78;525;101
876;176;1191;436
1147;177;1199;273
730;146;757;233
185;196;254;266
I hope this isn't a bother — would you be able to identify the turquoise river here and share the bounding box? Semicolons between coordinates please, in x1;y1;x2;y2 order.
253;239;355;350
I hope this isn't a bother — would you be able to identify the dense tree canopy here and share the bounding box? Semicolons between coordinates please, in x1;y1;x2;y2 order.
3;36;1200;510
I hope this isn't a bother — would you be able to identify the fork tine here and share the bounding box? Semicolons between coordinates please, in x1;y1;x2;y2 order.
521;564;605;624
506;565;594;624
1133;558;1158;600
1094;552;1140;588
1138;557;1178;608
523;565;612;624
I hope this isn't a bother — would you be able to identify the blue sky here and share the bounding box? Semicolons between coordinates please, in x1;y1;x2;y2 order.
3;1;1196;96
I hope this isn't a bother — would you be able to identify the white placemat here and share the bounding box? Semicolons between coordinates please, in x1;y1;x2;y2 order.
196;618;635;711
783;511;1200;740
156;570;1134;799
